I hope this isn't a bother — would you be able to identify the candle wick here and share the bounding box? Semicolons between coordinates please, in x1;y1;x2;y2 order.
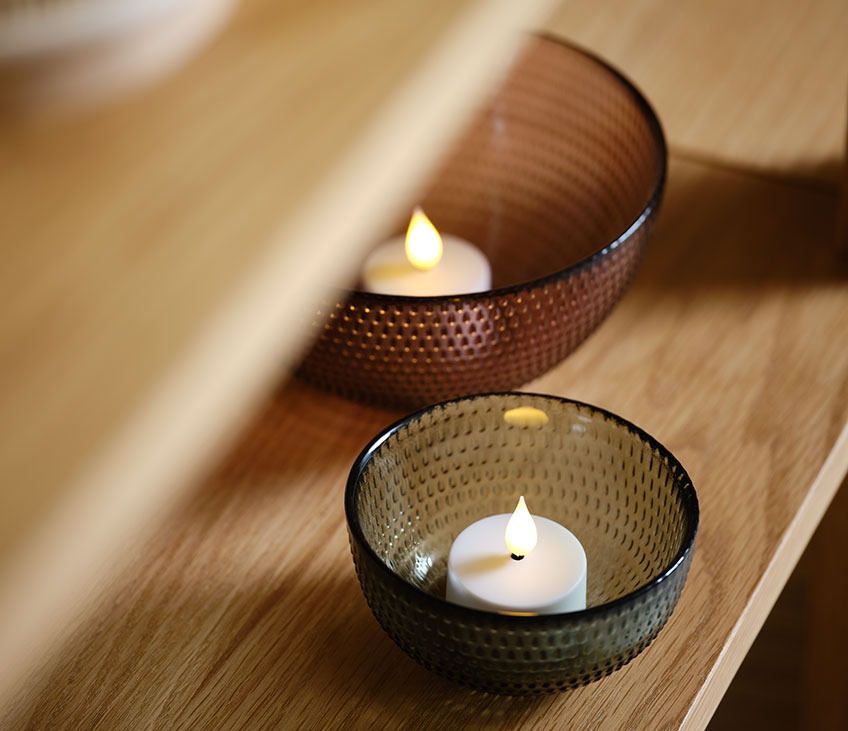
510;553;525;561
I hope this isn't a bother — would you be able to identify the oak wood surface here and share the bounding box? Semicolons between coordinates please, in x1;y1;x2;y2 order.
0;0;558;701
549;0;848;186
4;0;847;726
6;156;846;730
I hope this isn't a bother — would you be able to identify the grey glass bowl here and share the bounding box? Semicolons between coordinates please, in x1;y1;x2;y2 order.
298;36;666;409
345;393;698;695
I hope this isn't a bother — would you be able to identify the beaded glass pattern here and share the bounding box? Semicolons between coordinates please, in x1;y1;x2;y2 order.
299;37;666;408
346;393;698;695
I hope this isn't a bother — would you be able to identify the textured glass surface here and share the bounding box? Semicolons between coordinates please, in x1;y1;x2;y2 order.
298;37;667;408
345;394;698;695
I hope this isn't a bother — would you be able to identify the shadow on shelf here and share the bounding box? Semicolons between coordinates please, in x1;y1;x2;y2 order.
631;158;845;293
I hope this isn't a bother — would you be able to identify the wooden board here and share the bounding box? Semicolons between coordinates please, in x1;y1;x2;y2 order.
0;0;558;703
5;156;846;730
548;0;848;185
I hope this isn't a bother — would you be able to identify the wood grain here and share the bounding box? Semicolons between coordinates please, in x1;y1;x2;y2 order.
4;0;847;725
6;156;846;730
548;0;848;186
0;0;558;705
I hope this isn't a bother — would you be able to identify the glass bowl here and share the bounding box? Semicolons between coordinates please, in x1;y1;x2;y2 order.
298;36;667;408
345;393;698;695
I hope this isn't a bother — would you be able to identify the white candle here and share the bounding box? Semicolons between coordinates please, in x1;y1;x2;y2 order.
446;497;587;615
361;207;491;296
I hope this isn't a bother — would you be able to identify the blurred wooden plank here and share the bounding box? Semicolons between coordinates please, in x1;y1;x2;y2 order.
0;0;558;704
6;157;847;730
548;0;848;185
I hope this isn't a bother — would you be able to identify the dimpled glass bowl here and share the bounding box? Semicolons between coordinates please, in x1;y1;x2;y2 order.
298;36;666;408
345;393;698;695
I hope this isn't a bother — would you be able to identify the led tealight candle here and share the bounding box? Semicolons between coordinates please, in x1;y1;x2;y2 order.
361;207;492;296
446;496;587;615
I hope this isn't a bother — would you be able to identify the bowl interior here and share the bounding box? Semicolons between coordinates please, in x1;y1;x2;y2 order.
356;36;664;291
351;393;695;610
301;37;666;409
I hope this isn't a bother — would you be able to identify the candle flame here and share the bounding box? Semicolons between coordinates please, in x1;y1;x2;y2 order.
405;207;443;270
505;496;537;558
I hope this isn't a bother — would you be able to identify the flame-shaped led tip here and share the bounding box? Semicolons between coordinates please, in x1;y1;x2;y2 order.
505;496;538;558
405;207;443;270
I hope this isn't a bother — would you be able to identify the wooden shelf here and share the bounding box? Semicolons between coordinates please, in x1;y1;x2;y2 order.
6;156;847;730
550;0;848;185
3;0;848;727
0;0;558;702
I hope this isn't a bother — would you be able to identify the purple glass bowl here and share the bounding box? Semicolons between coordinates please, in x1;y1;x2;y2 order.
298;36;666;408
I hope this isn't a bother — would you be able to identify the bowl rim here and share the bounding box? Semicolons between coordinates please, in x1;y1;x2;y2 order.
341;33;668;304
345;391;699;626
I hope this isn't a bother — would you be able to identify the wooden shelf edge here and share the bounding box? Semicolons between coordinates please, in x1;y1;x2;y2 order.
682;421;848;731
